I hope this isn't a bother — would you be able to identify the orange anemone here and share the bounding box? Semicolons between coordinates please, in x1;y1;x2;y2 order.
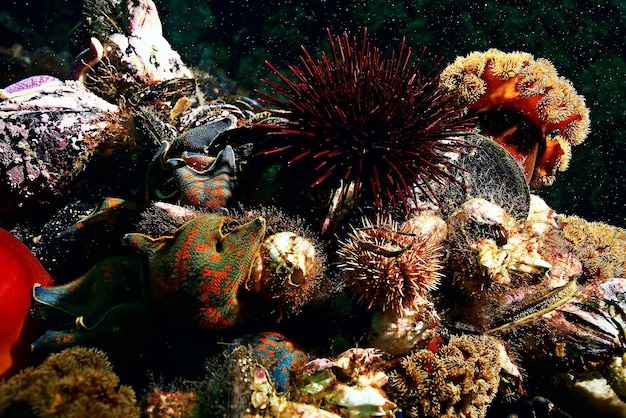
439;49;590;187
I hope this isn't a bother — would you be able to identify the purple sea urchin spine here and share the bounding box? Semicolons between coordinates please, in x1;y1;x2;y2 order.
255;29;475;212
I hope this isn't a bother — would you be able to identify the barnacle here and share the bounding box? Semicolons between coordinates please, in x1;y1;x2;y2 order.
198;345;276;417
368;305;440;356
234;206;333;317
297;348;396;417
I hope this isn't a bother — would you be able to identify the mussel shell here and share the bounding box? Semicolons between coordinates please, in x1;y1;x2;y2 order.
437;134;530;221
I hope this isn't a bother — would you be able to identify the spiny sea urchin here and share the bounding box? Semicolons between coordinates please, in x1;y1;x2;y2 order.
337;215;444;313
255;29;476;212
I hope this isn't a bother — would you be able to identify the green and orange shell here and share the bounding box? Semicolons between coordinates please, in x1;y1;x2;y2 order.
126;214;267;330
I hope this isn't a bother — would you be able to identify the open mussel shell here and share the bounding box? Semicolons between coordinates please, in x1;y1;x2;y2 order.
437;134;530;222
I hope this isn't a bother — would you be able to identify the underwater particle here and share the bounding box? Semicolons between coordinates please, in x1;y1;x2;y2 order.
560;214;626;280
337;215;444;313
0;346;140;417
256;29;475;211
0;227;54;379
385;334;503;418
438;49;590;187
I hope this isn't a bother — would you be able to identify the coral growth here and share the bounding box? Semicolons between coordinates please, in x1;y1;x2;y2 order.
0;346;140;417
142;386;199;418
386;334;503;418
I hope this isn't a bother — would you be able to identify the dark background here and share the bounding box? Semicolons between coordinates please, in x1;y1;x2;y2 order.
1;0;624;227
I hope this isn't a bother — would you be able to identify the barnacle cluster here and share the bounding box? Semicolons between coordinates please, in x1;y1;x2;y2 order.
297;347;396;417
442;197;583;331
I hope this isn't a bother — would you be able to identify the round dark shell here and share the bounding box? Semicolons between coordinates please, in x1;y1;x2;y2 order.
435;134;530;221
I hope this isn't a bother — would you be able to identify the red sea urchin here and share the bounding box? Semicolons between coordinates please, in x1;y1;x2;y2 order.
255;30;476;212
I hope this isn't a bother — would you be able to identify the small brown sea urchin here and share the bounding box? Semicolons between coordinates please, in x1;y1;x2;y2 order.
256;30;475;212
337;215;443;313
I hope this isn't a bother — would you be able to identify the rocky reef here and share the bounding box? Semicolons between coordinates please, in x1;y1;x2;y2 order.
1;1;625;417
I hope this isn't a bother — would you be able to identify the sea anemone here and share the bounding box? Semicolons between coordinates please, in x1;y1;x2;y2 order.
438;49;590;187
255;29;475;212
337;215;444;313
